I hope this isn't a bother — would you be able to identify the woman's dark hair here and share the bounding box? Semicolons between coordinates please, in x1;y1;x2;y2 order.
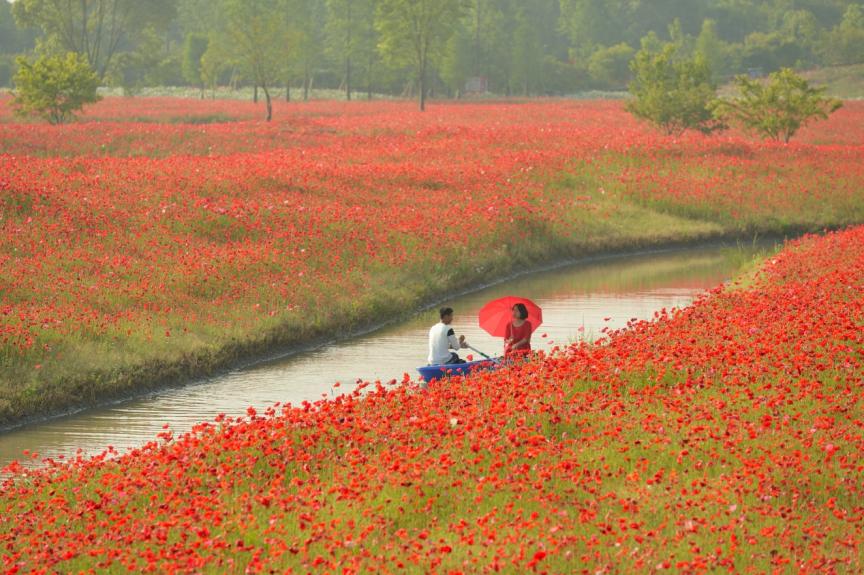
513;303;529;320
440;307;454;319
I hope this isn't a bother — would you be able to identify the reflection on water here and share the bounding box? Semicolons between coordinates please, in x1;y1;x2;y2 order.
0;246;759;469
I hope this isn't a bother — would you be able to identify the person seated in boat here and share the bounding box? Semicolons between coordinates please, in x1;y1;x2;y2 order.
428;307;469;365
504;303;532;359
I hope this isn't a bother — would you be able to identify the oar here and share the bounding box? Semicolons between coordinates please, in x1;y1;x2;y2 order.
468;345;500;364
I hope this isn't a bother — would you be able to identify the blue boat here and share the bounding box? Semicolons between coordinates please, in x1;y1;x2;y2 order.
417;359;498;383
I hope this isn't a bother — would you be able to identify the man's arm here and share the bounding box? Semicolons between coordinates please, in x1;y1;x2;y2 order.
447;328;468;350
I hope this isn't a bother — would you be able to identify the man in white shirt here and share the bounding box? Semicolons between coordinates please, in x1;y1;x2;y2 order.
428;307;469;365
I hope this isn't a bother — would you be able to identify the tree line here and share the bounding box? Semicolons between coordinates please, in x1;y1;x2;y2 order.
1;0;862;110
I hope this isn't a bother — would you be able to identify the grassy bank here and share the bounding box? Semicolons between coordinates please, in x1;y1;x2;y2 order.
1;99;862;427
3;224;862;573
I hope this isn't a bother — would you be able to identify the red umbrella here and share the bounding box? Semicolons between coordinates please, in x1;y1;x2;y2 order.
478;296;543;337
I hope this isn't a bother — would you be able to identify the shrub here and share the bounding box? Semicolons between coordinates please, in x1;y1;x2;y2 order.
716;68;842;143
626;42;724;136
13;52;101;124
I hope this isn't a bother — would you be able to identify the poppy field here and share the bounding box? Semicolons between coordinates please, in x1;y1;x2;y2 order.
1;97;863;425
2;222;863;573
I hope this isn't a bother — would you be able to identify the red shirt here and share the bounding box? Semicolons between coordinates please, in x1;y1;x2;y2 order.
505;321;532;357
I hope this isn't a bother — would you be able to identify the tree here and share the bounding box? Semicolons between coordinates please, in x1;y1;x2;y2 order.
510;5;543;96
376;0;467;110
559;0;623;58
588;43;634;89
0;0;36;55
12;0;176;80
666;18;691;53
695;19;728;81
326;0;377;101
0;58;12;88
440;22;473;96
459;0;518;95
106;25;165;95
821;4;864;65
779;9;821;67
177;0;223;35
182;34;209;97
13;52;101;124
199;42;227;99
356;0;380;99
627;41;724;136
287;0;327;101
217;0;292;121
715;68;842;143
515;0;569;96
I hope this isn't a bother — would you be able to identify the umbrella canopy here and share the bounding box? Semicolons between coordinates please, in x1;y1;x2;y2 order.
479;296;543;337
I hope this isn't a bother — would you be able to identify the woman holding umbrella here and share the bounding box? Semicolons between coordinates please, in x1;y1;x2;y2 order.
479;297;542;360
504;303;533;359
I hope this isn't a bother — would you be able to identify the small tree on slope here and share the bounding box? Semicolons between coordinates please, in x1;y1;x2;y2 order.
13;52;101;125
627;42;724;136
716;68;842;143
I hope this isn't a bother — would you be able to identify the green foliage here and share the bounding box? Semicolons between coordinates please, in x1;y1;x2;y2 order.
822;4;864;65
627;42;724;136
467;0;502;83
510;7;544;96
439;0;586;99
0;0;35;54
542;57;591;95
211;0;294;120
666;18;691;53
1;0;862;99
177;0;224;35
12;0;176;80
182;34;210;90
13;52;101;124
0;56;14;88
199;43;228;99
716;68;843;143
285;0;327;100
588;43;634;89
325;0;378;100
559;0;619;57
376;0;467;110
740;30;810;72
105;27;172;96
695;19;732;80
440;26;474;95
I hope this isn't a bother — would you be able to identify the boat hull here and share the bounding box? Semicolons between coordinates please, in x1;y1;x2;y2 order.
417;360;497;383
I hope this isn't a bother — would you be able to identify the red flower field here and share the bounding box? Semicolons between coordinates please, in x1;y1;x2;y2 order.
2;224;863;574
1;96;862;425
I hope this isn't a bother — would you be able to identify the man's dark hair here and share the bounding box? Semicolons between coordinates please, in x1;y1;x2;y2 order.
513;303;529;320
440;307;454;319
